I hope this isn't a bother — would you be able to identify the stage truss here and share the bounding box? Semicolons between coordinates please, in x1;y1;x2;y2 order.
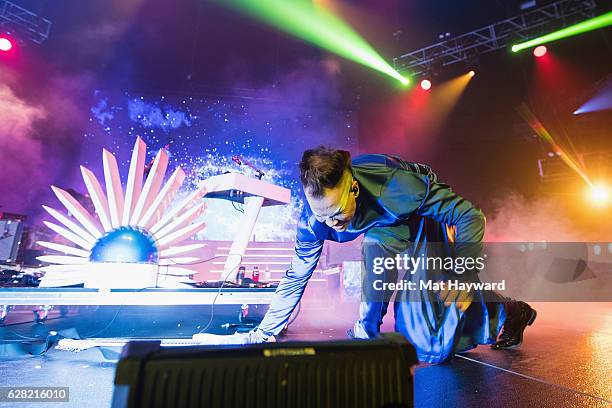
393;0;598;77
0;0;52;44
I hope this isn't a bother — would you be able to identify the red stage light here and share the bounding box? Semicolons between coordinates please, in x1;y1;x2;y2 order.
420;79;432;91
533;45;547;58
0;37;13;52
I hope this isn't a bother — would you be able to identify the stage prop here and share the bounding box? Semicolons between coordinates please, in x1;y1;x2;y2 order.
35;137;210;288
0;137;294;338
201;172;290;280
111;333;417;408
35;136;291;289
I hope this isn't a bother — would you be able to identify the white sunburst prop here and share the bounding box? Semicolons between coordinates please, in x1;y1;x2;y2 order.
37;137;208;289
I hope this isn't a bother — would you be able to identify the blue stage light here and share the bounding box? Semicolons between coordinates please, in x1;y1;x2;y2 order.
89;226;159;264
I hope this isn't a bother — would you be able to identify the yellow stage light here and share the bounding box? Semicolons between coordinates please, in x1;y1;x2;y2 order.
588;182;610;206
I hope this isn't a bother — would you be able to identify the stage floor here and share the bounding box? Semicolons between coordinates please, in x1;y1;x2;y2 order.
0;302;610;407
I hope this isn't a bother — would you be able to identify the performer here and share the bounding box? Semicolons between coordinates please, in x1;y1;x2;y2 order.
195;147;536;363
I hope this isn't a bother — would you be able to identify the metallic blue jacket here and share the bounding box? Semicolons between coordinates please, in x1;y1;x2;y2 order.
254;154;486;339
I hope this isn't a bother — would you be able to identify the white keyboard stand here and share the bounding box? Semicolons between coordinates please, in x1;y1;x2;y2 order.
201;173;291;279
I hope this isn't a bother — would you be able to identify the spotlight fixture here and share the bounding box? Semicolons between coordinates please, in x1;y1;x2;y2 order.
0;36;13;52
420;79;432;91
468;70;476;77
533;45;547;57
589;182;610;206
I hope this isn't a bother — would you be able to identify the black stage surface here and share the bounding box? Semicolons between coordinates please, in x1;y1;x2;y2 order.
0;302;610;407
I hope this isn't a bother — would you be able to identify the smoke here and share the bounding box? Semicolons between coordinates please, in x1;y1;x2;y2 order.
243;57;356;157
0;85;46;139
50;0;146;67
0;82;47;215
253;57;343;108
358;90;441;163
484;192;607;242
69;21;130;62
0;66;94;220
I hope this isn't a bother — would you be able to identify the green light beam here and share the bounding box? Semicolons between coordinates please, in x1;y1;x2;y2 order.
512;11;612;52
218;0;410;85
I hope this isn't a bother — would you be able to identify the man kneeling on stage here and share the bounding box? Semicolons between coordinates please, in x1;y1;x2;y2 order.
194;147;536;363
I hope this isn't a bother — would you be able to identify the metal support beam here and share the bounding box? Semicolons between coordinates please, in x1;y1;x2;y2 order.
538;151;611;183
394;0;597;76
0;0;52;44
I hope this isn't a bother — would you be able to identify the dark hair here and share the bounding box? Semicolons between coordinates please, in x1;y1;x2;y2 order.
299;146;351;197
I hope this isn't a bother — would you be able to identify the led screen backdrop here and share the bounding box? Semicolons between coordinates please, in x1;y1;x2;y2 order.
84;91;358;241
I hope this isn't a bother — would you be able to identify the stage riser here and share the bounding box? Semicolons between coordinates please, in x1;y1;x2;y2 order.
0;304;269;340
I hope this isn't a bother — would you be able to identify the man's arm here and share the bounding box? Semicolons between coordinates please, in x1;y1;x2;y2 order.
251;238;323;341
247;211;324;343
192;208;323;345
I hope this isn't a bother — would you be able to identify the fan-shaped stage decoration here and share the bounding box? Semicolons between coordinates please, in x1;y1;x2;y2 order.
37;137;208;288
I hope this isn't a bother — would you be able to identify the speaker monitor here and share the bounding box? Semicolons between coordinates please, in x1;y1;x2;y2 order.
112;333;417;408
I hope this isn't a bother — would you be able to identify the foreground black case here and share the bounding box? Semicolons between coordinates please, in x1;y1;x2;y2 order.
111;333;417;408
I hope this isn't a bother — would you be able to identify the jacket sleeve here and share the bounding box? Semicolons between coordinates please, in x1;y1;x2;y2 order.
381;169;485;266
250;208;324;341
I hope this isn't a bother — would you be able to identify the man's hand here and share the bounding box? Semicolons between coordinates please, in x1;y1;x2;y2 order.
191;330;275;345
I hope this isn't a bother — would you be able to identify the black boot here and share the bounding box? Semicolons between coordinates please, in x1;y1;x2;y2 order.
492;301;537;350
